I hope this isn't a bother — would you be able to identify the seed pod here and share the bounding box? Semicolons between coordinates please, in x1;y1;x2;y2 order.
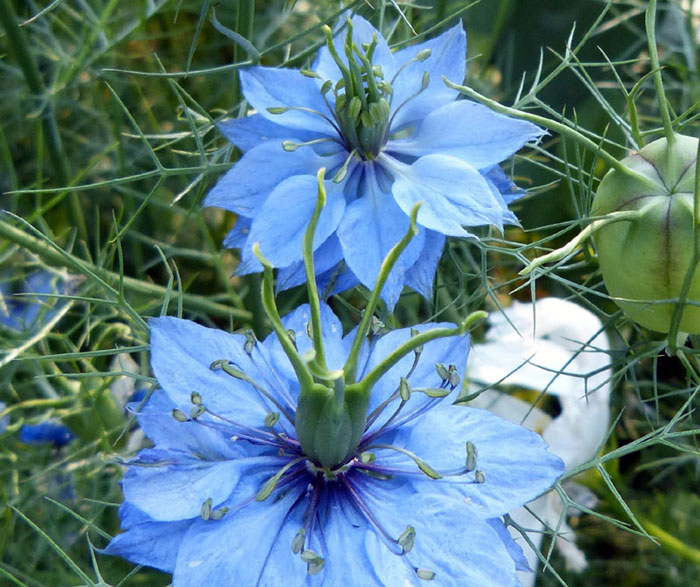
592;134;700;333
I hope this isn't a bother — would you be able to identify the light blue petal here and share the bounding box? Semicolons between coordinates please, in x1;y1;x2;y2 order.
150;317;295;427
389;23;466;130
129;391;241;460
218;114;318;152
239;175;346;271
404;230;445;299
240;66;338;135
313;16;394;84
361;489;519;586
173;484;308;587
204;141;333;217
361;322;469;432
487;518;532;572
336;164;425;308
403;403;565;518
121;453;277;522
484;164;526;206
388;100;543;169
275;234;345;292
102;518;192;573
222;216;252;250
382;153;504;236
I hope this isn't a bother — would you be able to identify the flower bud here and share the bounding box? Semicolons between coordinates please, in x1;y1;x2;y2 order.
592;134;700;333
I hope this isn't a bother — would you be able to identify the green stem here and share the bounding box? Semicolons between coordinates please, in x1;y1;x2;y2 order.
444;78;661;189
646;0;675;145
343;204;422;383
520;209;644;276
0;0;86;241
0;215;251;323
303;169;328;372
355;310;487;396
253;244;314;392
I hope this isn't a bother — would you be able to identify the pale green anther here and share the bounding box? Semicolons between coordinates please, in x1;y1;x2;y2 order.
398;525;416;554
209;506;228;521
415;48;432;62
190;405;205;419
305;320;313;339
244;330;256;355
447;365;460;388
360;451;375;464
282;141;298;152
200;497;212;521
410;328;424;356
210;359;246;380
466;441;477;472
417;459;442;480
256;475;279;502
172;408;188;422
370;315;387;335
287;329;297;346
421;71;430;90
267;106;289;115
335;93;347;112
418;388;450;398
265;411;280;428
300;68;319;78
333;149;357;183
191;391;202;405
416;568;436;581
291;528;306;554
435;363;449;381
301;550;325;575
320;79;333;95
400;377;411;402
347;96;362;122
378;79;393;94
475;470;486;484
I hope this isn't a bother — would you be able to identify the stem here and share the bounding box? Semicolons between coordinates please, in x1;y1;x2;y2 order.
519;209;644;276
444;78;661;190
0;0;87;241
303;169;328;372
343;204;422;383
253;244;314;393
355;311;487;395
646;0;675;145
0;215;251;323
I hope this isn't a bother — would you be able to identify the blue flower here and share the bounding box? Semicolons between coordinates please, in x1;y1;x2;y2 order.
0;271;68;332
205;16;541;308
104;303;564;585
19;422;75;447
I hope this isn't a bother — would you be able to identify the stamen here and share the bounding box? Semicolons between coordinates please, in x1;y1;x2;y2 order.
281;137;344;152
332;148;358;183
466;441;478;472
416;568;436;581
365;444;442;480
256;456;307;501
266;105;341;136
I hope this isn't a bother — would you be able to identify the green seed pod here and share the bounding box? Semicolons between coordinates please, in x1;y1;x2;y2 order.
592;134;699;333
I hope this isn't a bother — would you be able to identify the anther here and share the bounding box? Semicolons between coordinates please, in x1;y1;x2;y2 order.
291;528;306;554
210;506;228;521
416;568;436;581
244;330;256;355
465;441;477;472
189;405;205;419
398;525;416;554
435;363;449;382
172;409;188;422
265;411;280;428
399;377;411;402
300;550;325;575
200;497;212;520
191;391;202;405
475;470;486;484
447;364;460;389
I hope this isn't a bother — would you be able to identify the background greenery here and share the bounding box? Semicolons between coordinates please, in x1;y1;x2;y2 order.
1;0;699;585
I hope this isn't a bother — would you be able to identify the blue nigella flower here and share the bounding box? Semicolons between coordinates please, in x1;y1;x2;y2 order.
19;421;75;447
0;270;68;332
104;302;564;584
204;16;542;308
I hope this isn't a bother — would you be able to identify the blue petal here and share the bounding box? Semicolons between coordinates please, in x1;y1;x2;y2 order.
275;234;345;292
388;100;543;169
404;230;445;299
121;451;276;522
19;422;74;446
149;317;295;427
389;23;466;130
102;518;192;573
487;518;532;572
484;164;526;206
204;141;333;217
129;391;241;460
361;322;469;432
172;484;308;586
336;164;425;308
218;114;319;152
360;487;519;586
240;66;338;135
313;16;394;84
382;153;504;236
222;216;252;250
239;175;346;271
403;403;565;518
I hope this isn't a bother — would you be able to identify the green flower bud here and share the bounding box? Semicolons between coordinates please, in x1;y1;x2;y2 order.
592;135;700;333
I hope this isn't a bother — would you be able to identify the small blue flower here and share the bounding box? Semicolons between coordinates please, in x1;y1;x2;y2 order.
205;16;541;307
19;422;75;447
104;303;563;585
0;271;68;332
